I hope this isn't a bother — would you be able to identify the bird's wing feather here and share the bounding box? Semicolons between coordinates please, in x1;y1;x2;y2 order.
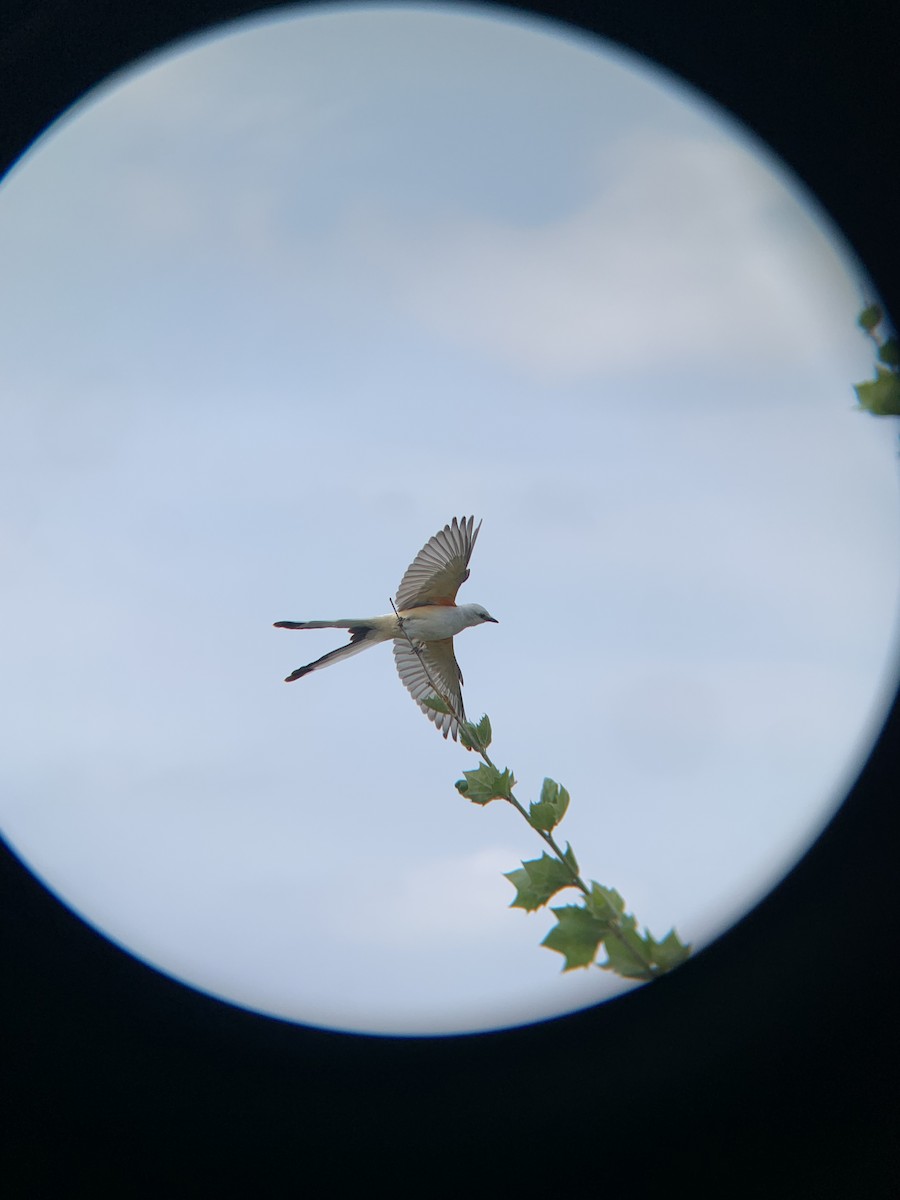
392;637;465;740
394;516;481;610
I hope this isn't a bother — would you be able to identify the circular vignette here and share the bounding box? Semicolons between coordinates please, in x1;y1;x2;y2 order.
1;1;899;1192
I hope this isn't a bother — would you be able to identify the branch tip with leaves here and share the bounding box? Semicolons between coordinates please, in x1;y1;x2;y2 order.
404;617;690;980
855;303;900;417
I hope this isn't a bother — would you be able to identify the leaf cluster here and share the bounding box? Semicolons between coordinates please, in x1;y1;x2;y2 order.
454;745;692;979
508;856;690;976
544;888;691;977
855;305;900;417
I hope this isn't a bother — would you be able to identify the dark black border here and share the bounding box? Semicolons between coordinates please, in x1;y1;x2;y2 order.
2;2;899;1193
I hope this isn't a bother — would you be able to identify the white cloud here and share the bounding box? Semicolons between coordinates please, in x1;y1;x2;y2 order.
341;132;862;379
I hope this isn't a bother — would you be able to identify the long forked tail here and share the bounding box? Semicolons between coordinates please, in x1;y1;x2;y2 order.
273;619;367;631
273;619;385;683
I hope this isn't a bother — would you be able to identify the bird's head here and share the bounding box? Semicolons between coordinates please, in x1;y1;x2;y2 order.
463;604;498;626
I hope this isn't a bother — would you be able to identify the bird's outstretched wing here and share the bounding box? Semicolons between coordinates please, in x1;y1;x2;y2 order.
394;516;481;610
393;637;465;740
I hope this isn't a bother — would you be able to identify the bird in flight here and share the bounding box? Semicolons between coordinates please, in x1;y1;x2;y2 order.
274;516;497;740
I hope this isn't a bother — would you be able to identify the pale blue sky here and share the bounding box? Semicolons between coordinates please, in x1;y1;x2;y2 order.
1;3;897;1035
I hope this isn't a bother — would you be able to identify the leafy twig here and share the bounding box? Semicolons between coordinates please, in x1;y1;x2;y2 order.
854;304;900;417
392;603;691;979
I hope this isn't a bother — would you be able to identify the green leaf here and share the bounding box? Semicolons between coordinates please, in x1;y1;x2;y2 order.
459;713;492;752
505;853;576;911
585;882;627;923
539;777;565;809
601;927;656;980
586;883;686;979
854;368;900;416
562;842;579;877
542;905;606;970
423;694;452;714
651;929;692;972
528;777;571;832
858;304;882;331
878;337;900;368
455;762;515;805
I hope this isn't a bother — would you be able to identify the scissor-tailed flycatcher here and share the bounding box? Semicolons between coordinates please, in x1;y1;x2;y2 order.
274;516;497;740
